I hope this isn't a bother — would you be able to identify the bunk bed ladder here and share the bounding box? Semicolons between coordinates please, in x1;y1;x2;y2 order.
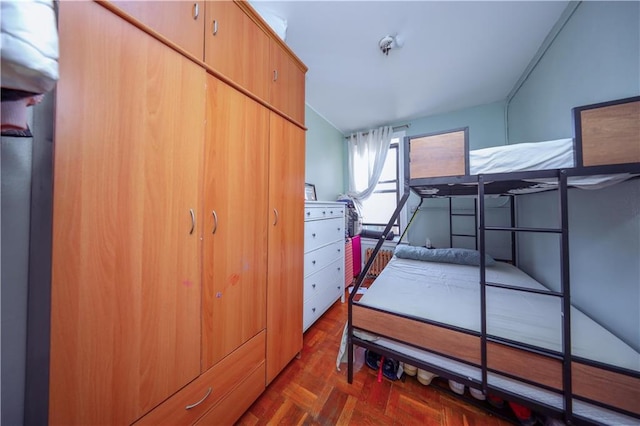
478;171;572;423
449;197;477;250
347;189;412;383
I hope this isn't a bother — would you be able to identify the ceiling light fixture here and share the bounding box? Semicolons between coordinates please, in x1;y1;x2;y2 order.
379;34;403;56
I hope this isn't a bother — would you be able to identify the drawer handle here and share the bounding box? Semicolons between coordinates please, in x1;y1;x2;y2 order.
337;267;341;271
189;209;196;235
312;233;316;238
312;260;316;265
211;210;218;234
185;387;212;410
330;210;333;214
312;284;316;288
337;227;341;231
338;248;341;252
322;211;326;215
306;211;311;216
312;307;316;312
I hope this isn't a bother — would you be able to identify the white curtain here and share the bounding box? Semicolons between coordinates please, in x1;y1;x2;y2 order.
346;126;393;205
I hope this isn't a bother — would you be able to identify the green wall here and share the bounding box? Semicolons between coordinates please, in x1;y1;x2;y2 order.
304;105;345;201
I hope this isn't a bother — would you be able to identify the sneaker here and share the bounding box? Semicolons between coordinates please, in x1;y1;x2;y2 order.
364;349;381;371
448;380;465;395
403;363;417;377
487;394;505;409
469;388;486;400
382;358;400;381
508;401;536;426
416;369;437;385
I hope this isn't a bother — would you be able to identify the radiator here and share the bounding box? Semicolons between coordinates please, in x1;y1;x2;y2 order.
363;248;393;277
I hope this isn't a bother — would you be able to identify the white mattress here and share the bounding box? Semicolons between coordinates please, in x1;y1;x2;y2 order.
466;138;637;192
357;257;640;372
469;138;575;174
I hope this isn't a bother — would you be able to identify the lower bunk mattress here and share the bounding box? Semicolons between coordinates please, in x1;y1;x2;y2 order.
340;256;640;424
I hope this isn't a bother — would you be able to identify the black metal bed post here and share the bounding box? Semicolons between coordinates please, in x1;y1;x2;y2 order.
449;198;453;248
559;170;573;423
478;175;488;395
510;195;517;266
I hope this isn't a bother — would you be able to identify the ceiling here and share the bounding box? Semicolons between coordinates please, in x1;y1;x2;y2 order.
251;0;570;134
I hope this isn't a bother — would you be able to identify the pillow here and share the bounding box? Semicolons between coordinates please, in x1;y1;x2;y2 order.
394;245;496;267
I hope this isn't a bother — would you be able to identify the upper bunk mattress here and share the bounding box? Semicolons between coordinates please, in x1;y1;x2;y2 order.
356;256;640;373
468;138;637;191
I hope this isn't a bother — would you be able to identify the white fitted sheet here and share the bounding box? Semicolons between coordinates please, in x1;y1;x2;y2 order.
357;257;640;372
465;138;637;192
469;138;575;174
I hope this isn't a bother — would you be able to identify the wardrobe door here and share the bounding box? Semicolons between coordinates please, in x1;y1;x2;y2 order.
270;40;306;125
108;0;205;59
204;1;270;101
50;2;204;424
202;75;269;371
266;113;306;384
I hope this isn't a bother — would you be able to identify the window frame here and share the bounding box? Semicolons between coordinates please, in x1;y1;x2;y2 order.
360;131;407;238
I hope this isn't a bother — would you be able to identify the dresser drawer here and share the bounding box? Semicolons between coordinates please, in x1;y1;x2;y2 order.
303;282;342;331
304;217;344;253
304;240;343;277
304;258;343;302
194;363;265;425
305;204;345;221
134;331;265;425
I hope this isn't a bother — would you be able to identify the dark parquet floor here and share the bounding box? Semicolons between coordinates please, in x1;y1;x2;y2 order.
237;293;516;426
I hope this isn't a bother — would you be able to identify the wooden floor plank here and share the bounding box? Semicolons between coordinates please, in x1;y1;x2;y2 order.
239;298;516;426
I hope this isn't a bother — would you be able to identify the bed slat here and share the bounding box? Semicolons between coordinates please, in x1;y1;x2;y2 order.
487;342;563;391
572;361;640;416
352;304;480;365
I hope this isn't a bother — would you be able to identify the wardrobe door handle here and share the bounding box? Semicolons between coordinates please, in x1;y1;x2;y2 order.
192;3;199;19
273;208;279;226
212;20;218;35
189;209;195;235
211;210;218;234
273;69;278;81
185;387;212;410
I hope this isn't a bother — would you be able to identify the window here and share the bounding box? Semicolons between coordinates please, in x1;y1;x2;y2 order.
360;132;406;237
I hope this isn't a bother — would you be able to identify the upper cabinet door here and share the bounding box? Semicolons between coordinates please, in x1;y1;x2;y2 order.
201;75;270;371
204;1;270;101
108;0;205;59
270;40;306;125
50;2;205;424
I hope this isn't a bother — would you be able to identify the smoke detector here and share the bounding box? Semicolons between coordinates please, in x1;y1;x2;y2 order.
379;34;403;56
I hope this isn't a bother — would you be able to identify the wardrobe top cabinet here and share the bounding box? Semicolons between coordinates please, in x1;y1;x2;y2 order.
106;0;307;125
107;0;205;58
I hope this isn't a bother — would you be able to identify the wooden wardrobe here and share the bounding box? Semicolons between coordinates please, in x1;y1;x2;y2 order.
49;1;306;424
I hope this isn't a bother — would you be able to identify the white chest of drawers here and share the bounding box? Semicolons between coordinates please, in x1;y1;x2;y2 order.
303;202;345;331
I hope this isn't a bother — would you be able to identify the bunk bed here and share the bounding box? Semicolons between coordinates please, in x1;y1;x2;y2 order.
343;96;640;425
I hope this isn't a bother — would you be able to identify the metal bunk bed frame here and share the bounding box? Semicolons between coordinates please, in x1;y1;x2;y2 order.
346;97;640;425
